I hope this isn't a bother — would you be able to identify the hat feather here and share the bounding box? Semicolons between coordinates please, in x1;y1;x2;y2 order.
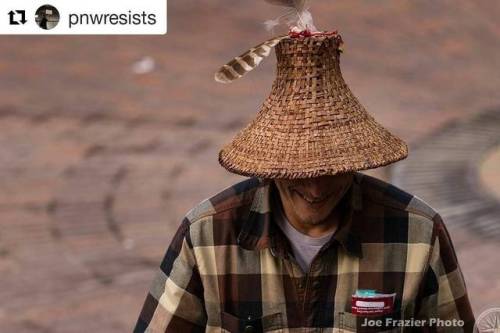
264;0;316;32
214;35;286;84
264;0;306;11
213;0;317;84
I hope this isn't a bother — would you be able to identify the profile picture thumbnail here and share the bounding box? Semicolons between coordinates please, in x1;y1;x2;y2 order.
35;5;60;30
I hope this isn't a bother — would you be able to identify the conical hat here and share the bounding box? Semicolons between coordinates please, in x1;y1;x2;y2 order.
219;34;408;179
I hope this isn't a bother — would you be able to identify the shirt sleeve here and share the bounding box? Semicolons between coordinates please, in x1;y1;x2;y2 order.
133;218;207;333
415;214;475;332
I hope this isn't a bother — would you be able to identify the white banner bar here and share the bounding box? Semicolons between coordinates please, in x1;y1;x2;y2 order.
0;0;167;35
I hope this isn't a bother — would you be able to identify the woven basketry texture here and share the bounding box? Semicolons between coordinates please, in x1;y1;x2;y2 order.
219;35;408;179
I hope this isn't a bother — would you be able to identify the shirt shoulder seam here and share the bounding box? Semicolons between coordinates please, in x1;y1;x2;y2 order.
187;196;255;227
364;194;437;222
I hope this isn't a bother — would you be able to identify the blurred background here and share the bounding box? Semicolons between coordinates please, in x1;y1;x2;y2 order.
0;1;499;331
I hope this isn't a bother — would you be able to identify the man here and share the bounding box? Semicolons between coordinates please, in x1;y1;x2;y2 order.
134;32;474;332
39;15;49;30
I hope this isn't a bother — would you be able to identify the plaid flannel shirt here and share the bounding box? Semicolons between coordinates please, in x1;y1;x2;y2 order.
134;172;474;332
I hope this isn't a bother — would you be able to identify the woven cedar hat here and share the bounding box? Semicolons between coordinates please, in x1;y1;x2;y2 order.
216;32;408;179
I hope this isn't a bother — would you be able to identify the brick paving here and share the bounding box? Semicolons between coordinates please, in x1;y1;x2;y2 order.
392;109;500;315
480;146;500;202
0;1;499;331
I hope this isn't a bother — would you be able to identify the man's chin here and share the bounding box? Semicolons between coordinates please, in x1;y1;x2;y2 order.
298;214;331;226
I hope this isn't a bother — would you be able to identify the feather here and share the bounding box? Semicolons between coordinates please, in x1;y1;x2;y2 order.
264;0;316;32
214;35;286;84
265;0;306;10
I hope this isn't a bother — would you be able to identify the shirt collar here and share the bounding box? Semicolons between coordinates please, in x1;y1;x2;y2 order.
237;173;364;258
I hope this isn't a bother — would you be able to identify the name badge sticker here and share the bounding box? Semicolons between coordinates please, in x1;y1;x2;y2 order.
351;289;396;316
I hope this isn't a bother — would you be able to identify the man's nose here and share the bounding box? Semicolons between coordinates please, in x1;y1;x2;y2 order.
302;180;328;198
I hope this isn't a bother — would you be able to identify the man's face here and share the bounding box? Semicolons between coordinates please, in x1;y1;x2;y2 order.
274;173;354;226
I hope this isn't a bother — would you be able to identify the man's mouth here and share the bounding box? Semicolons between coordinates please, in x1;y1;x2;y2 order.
291;189;335;205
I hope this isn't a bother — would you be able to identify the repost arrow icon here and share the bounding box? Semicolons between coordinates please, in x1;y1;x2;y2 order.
17;10;27;24
8;10;19;25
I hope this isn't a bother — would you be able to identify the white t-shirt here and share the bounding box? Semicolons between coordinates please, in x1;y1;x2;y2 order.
272;204;335;273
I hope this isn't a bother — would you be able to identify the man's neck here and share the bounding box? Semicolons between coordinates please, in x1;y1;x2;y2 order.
285;204;342;237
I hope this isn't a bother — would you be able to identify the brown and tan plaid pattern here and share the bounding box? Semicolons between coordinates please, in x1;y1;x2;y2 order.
134;172;474;332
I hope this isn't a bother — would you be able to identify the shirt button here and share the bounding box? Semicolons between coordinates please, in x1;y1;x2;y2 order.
244;324;255;333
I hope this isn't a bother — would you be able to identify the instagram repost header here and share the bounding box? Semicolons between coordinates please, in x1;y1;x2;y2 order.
0;0;167;35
